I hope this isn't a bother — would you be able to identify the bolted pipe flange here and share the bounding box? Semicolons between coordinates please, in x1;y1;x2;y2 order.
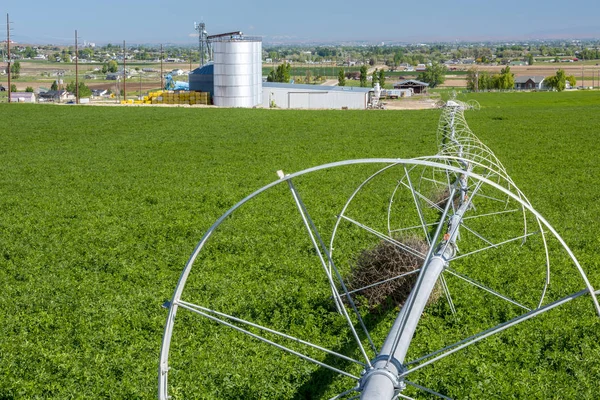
359;356;408;393
360;368;400;391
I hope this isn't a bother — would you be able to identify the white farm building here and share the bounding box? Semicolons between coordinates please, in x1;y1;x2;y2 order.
263;82;373;110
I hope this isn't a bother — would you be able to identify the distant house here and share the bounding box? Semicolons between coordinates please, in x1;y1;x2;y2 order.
514;76;546;90
394;79;430;94
171;69;185;76
10;92;36;103
416;64;427;71
91;89;108;97
106;72;122;80
38;90;69;102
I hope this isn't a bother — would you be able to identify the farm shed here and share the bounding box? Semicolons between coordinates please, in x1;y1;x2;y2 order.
514;76;546;90
9;92;36;103
189;62;214;97
38;90;69;102
263;82;372;109
394;79;429;94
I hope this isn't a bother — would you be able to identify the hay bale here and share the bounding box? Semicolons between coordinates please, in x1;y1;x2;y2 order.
348;237;441;312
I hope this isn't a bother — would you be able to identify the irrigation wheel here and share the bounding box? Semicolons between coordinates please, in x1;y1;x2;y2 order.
159;101;599;400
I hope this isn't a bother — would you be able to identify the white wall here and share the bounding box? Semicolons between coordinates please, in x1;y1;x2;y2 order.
263;87;368;109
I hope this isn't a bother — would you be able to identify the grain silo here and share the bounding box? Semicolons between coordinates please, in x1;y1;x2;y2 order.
212;35;262;108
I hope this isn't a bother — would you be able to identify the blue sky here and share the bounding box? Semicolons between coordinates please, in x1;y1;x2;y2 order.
4;0;600;45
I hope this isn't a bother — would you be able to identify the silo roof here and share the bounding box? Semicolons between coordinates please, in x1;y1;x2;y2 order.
191;62;214;75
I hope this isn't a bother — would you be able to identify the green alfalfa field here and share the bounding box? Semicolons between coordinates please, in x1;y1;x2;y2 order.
1;91;599;399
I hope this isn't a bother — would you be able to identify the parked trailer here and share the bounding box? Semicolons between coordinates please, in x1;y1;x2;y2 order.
380;89;412;99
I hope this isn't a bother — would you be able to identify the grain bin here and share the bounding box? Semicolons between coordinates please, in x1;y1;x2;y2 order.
212;35;262;108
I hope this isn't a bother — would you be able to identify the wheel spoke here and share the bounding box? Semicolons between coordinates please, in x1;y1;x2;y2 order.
402;288;598;375
176;301;361;381
404;166;432;245
178;300;366;367
440;273;456;316
340;215;427;260
406;380;453;400
445;268;531;311
451;230;541;261
343;269;421;297
286;178;376;360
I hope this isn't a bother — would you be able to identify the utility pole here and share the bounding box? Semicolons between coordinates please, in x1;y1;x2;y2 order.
581;55;584;89
75;30;79;104
123;40;126;101
160;44;164;90
7;13;11;103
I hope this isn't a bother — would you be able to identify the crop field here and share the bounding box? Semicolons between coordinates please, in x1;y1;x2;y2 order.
1;91;600;399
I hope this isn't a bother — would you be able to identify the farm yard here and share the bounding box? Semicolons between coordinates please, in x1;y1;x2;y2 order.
4;60;600;97
1;91;600;399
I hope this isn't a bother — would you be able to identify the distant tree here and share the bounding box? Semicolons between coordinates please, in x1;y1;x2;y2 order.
266;62;291;83
51;81;58;91
64;54;72;63
369;58;376;66
23;46;37;58
378;69;386;88
337;68;346;86
527;53;534;65
545;69;576;91
393;51;403;68
371;68;379;87
478;71;492;90
494;66;515;90
10;84;17;92
25;86;34;92
417;62;446;88
10;61;21;79
359;65;368;87
66;81;76;93
279;62;291;83
466;67;478;91
81;48;94;59
101;63;108;74
305;68;312;83
78;82;92;98
107;60;118;73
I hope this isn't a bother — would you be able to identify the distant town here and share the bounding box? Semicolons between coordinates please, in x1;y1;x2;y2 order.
1;37;599;107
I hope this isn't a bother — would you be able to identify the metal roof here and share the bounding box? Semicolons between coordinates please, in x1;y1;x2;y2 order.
9;92;35;98
190;62;214;75
514;76;545;84
394;79;430;87
263;82;372;93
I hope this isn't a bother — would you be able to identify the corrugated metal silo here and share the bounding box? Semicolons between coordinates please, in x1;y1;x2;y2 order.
212;36;262;108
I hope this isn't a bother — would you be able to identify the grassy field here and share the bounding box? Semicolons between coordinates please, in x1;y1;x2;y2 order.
1;91;600;399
